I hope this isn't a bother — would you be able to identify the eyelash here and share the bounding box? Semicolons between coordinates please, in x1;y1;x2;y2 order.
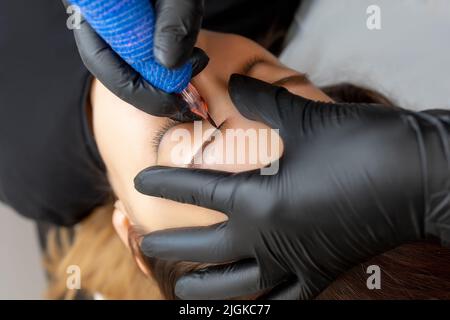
241;56;266;75
151;119;182;153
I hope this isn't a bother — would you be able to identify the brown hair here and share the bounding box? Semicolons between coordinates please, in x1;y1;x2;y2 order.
318;241;450;300
45;204;163;299
127;227;210;300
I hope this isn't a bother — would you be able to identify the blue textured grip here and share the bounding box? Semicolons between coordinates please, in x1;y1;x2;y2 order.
70;0;192;93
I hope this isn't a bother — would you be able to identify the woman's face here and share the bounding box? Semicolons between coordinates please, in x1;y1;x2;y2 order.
92;30;332;238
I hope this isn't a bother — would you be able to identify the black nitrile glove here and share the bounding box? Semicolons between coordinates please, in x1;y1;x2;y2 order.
64;0;208;121
135;74;450;300
152;0;204;69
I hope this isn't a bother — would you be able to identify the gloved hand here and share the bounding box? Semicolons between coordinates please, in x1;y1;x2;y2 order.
65;0;208;121
152;0;204;69
134;74;450;300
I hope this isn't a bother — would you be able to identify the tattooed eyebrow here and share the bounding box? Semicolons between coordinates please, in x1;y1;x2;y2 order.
272;74;310;87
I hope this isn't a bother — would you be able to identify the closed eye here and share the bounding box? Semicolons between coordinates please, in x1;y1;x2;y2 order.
240;56;269;75
151;119;182;154
188;121;226;168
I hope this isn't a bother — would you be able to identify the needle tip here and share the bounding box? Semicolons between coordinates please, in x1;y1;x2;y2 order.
206;112;218;128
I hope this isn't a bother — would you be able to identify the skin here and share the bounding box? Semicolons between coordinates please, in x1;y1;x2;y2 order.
90;30;332;278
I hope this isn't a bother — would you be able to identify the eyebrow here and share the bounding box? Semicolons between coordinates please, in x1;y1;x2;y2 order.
272;74;310;87
242;59;311;88
241;57;267;75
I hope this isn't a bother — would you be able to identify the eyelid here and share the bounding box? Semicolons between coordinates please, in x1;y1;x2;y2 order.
151;119;182;154
241;56;270;75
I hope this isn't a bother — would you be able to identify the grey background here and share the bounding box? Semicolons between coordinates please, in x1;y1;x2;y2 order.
281;0;450;111
0;203;46;299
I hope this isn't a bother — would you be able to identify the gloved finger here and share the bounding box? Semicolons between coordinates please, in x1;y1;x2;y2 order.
259;280;302;300
175;260;268;300
73;18;184;117
140;223;247;263
229;74;321;142
154;0;204;69
190;47;209;78
135;166;259;215
229;74;354;136
228;74;287;131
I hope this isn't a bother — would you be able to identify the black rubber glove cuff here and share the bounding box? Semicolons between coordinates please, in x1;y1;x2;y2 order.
411;110;450;244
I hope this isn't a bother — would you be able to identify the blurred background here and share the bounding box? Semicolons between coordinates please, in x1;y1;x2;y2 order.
0;203;45;299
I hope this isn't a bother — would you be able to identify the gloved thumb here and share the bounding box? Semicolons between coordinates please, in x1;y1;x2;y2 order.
229;74;287;130
190;47;209;78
